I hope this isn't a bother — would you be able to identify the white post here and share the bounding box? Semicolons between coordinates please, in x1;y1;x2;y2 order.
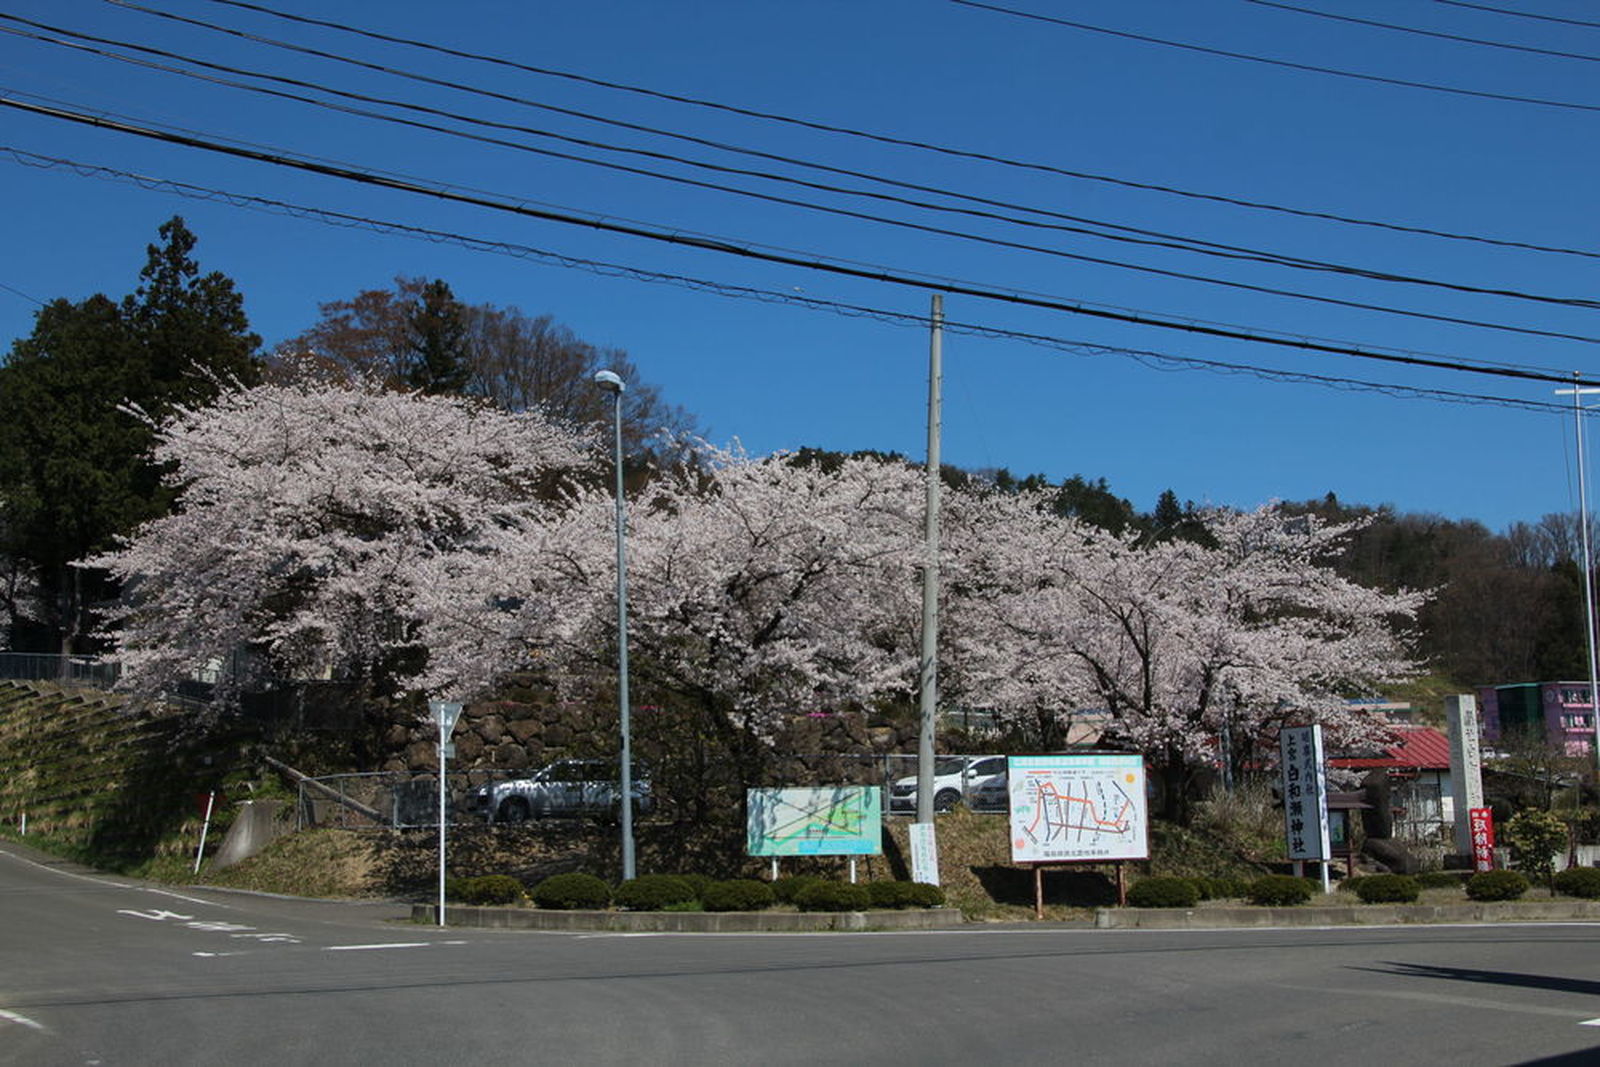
429;700;463;927
1557;380;1600;777
193;791;216;875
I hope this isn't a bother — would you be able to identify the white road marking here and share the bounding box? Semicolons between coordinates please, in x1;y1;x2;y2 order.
0;1008;46;1031
0;849;133;888
117;908;194;922
1580;1018;1600;1027
147;888;223;907
325;942;434;951
192;951;246;958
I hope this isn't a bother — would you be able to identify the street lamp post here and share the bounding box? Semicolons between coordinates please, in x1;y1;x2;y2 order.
1557;379;1600;780
594;369;636;881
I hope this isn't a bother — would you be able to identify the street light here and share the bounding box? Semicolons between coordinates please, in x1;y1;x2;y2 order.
1557;380;1600;780
594;369;636;881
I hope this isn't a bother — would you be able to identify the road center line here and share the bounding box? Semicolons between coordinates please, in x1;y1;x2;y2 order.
325;942;434;951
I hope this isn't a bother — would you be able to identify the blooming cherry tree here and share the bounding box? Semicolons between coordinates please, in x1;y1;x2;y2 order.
948;498;1424;819
92;373;592;704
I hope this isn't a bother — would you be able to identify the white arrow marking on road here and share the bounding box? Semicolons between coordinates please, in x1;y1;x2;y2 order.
0;1008;45;1031
117;908;195;922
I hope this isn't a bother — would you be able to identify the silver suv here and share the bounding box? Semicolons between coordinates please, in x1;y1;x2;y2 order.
888;755;1007;814
466;759;653;823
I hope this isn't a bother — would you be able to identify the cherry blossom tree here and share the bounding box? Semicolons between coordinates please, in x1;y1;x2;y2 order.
91;370;592;706
948;498;1425;820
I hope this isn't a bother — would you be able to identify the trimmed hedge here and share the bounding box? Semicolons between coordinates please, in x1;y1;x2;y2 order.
445;874;526;905
1199;876;1251;900
794;881;871;912
1465;870;1529;902
1554;867;1600;899
702;879;776;912
772;875;825;905
1415;871;1469;890
531;872;612;910
1247;874;1315;906
1127;876;1201;909
615;874;698;911
1353;874;1420;904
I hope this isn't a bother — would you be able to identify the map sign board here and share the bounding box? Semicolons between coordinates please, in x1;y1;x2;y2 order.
1006;754;1148;864
746;786;882;857
1279;725;1331;862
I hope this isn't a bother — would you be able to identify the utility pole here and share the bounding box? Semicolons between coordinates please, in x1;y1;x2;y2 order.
915;294;944;827
1558;377;1600;780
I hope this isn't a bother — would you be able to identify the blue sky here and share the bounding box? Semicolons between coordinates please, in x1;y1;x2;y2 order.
2;0;1597;532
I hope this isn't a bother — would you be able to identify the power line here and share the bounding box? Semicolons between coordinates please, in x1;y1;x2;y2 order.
85;2;1600;314
1433;0;1600;32
1248;0;1600;64
950;0;1600;115
4;96;1595;391
7;21;1598;345
180;0;1600;263
0;144;1574;417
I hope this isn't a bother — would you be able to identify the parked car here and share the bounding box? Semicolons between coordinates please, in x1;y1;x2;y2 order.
466;758;653;823
887;755;1007;814
969;771;1010;814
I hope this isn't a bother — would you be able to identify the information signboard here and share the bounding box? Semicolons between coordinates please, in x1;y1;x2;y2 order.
746;786;882;857
1006;754;1148;864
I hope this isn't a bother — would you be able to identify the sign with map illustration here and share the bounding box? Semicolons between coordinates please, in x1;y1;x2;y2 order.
1006;754;1148;863
746;786;882;857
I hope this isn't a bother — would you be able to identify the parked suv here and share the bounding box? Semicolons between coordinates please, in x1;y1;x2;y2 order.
887;755;1007;814
466;758;653;823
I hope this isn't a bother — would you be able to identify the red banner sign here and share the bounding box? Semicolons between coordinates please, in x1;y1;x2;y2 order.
1469;806;1495;872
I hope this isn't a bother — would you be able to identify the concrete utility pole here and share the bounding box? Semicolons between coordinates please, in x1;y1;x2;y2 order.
915;294;944;826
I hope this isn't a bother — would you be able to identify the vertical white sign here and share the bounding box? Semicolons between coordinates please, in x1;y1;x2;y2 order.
1280;725;1331;862
908;822;940;886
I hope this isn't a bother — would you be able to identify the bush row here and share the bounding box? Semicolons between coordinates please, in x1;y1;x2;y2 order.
1126;874;1312;908
446;871;946;912
1128;867;1600;907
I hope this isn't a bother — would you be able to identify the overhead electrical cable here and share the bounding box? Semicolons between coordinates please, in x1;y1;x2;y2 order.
173;0;1600;262
949;0;1600;115
5;94;1597;387
1432;0;1600;32
1248;0;1600;63
5;27;1595;342
87;1;1600;311
0;146;1570;418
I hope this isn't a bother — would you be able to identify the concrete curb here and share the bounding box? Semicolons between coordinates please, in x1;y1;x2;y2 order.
412;904;967;932
1095;900;1600;929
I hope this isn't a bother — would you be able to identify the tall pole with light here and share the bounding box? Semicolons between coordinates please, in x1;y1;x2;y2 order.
1557;377;1600;779
594;369;636;881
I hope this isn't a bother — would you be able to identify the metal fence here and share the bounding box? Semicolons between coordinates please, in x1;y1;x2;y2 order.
295;753;1012;831
0;652;121;688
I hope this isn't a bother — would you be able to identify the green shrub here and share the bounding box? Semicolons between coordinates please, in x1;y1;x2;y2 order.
1415;870;1468;890
905;882;945;908
1503;809;1568;884
530;872;611;910
1553;867;1600;899
772;875;825;904
615;874;697;911
1336;876;1365;894
794;880;871;912
1247;874;1314;906
674;873;715;898
1465;870;1530;901
702;879;776;912
444;875;525;905
1188;877;1213;901
1127;876;1201;909
463;874;527;906
867;880;915;909
1353;874;1420;904
1200;875;1251;900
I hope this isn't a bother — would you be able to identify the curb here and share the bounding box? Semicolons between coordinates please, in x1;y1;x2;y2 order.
412;904;967;932
1094;900;1600;929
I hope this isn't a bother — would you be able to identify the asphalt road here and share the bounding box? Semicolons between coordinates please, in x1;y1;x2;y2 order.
5;843;1600;1066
